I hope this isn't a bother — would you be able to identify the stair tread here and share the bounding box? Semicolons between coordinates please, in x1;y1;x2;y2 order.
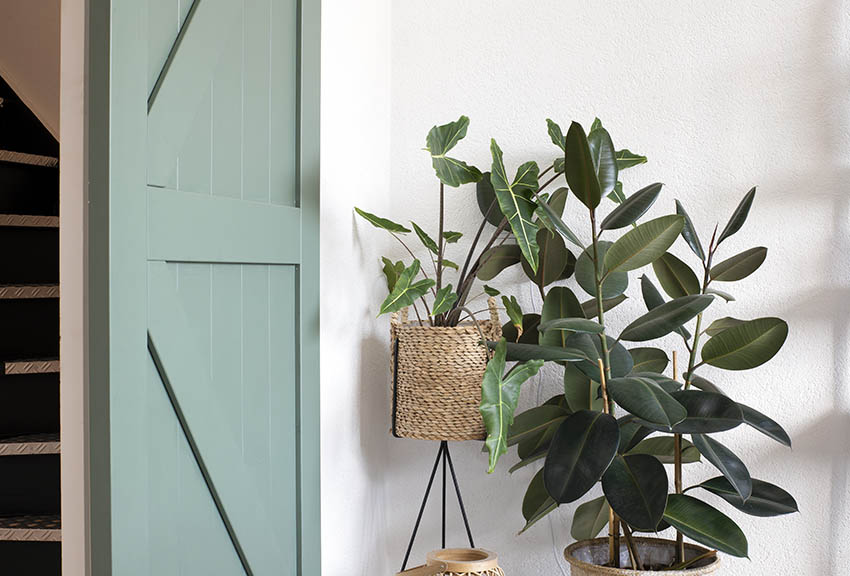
0;433;60;456
0;214;59;228
4;358;60;375
0;284;59;299
0;150;58;168
0;514;61;542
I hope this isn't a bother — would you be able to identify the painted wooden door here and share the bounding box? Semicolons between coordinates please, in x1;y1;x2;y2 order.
94;0;320;574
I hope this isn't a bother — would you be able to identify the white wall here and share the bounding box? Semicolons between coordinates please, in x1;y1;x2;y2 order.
323;1;850;574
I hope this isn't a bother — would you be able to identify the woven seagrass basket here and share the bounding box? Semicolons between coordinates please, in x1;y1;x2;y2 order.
389;298;501;441
565;538;720;575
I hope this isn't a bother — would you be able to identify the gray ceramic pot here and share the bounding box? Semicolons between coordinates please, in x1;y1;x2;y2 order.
565;538;720;575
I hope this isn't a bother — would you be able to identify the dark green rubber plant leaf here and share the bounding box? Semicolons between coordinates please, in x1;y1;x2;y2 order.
602;454;668;531
604;215;685;273
540;287;586;348
692;434;752;501
425;115;483;187
430;285;458;317
587;123;618;201
615;149;647;170
704;317;745;337
627;436;700;464
687;374;725;396
502;313;540;345
546;118;566;151
652;252;700;298
490;140;541;273
640;274;691;341
512;415;560;473
629;347;669;374
701;317;788;370
355;206;411;233
520;468;559;534
696;477;798;517
534;187;567;229
600;182;663;230
381;257;405;292
491;341;589;363
707;288;735;302
476;171;503;227
710;247;767;282
481;338;545;473
664;391;743;434
663;494;749;558
571;496;610;540
675;199;705;261
564;363;603;413
617;416;653;453
717;186;756;245
567;333;634;379
620;295;714;342
629;372;681;394
522;229;570;287
575;241;629;299
607;377;687;430
477;244;522;281
739;403;791;447
544;410;619;503
565;122;602;210
539;318;604;335
581;294;627;319
411;221;438;255
508;405;569;447
378;260;435;315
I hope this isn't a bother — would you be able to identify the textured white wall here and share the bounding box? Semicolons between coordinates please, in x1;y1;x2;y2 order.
323;1;850;574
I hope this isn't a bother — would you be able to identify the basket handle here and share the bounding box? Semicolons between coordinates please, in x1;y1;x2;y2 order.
395;561;447;576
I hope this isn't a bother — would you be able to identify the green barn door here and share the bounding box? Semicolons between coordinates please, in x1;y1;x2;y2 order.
93;0;320;574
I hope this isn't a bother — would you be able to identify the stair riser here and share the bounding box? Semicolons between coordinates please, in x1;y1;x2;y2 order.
0;542;61;574
0;228;58;284
0;163;58;215
0;300;58;359
0;374;59;436
0;456;59;516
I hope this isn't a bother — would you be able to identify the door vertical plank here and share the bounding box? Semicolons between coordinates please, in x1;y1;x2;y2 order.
269;0;298;207
242;266;271;498
270;265;298;568
211;15;244;199
109;0;151;572
242;0;272;203
211;264;244;444
176;88;213;194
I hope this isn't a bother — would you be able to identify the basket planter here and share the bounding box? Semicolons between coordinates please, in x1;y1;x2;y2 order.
397;548;504;576
565;538;720;575
390;299;501;441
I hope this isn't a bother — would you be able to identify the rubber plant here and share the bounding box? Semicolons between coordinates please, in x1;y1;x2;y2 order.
480;119;797;570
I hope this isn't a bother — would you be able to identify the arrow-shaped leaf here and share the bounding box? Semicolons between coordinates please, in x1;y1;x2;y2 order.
490;140;541;272
411;221;438;254
431;285;458;316
381;257;405;292
546;118;566;151
355;207;411;233
378;260;435;315
481;338;545;472
616;149;647;170
425;115;483;187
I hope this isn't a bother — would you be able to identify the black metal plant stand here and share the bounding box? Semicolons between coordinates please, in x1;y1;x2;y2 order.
400;440;475;572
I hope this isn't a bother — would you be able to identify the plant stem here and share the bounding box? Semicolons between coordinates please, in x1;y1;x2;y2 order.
538;171;560;193
458;199;497;290
390;232;437;298
446;218;508;325
436;183;445;325
589;209;613;391
621;523;643;570
673;350;685;564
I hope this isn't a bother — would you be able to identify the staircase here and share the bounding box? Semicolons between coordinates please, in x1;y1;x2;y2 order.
0;74;61;574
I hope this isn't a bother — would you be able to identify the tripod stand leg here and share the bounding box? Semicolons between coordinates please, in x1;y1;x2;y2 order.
444;443;475;548
400;443;445;572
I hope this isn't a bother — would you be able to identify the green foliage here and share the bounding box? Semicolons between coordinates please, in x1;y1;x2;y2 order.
602;454;668;531
696;477;798;517
664;494;749;558
431;285;458;316
481;338;544;473
355;207;410;233
425;115;483;187
501;295;523;334
571;496;610;540
378;260;435;315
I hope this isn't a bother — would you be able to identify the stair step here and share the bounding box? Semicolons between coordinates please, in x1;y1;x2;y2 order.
4;359;59;375
0;214;58;228
0;434;59;456
0;285;58;299
0;151;58;169
0;515;60;542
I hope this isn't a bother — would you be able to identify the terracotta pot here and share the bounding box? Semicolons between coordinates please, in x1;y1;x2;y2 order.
565;538;720;575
